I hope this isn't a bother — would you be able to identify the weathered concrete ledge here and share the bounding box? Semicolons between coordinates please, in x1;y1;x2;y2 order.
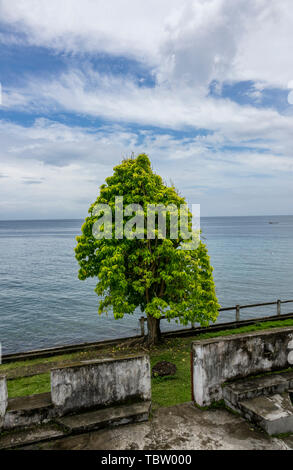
192;327;293;406
0;375;8;426
240;393;293;435
221;370;293;435
0;401;152;450
223;371;293;408
0;354;151;434
0;423;66;450
4;392;56;431
51;354;151;413
56;401;151;434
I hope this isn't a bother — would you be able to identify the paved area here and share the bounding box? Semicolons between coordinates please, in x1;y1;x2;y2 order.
24;402;293;450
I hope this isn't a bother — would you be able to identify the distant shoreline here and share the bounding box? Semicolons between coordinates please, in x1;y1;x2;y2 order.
0;214;293;223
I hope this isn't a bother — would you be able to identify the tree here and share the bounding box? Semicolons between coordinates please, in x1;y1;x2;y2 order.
75;154;220;345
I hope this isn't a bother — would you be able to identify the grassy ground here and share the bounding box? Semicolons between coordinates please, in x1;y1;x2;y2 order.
7;373;51;398
3;318;293;408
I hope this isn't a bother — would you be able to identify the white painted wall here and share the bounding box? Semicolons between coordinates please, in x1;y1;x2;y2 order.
51;355;151;413
192;327;293;406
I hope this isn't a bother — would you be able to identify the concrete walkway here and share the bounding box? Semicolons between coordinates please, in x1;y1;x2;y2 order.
24;402;293;450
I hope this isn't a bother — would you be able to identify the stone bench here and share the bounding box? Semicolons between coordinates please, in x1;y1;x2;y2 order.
51;354;151;413
0;354;151;432
191;327;293;407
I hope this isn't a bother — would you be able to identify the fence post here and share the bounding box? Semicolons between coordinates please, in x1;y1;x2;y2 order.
277;299;281;316
235;305;240;322
139;317;145;336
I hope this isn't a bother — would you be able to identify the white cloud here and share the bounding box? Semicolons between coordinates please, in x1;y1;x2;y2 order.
0;118;292;218
1;0;293;87
1;0;293;217
0;0;176;63
3;66;293;146
233;1;293;87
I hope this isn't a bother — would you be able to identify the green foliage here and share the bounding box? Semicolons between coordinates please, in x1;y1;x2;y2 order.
75;154;220;326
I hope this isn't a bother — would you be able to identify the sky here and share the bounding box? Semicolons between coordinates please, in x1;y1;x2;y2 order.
0;0;293;219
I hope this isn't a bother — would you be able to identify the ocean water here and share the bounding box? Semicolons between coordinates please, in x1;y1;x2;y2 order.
0;216;293;354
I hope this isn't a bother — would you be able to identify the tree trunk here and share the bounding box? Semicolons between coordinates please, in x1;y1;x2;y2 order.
147;316;161;345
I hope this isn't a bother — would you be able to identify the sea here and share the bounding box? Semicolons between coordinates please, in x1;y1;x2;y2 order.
0;216;293;354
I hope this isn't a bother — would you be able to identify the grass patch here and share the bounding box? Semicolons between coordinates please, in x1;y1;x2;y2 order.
4;318;293;407
151;349;190;409
0;351;93;373
7;373;50;398
194;318;293;341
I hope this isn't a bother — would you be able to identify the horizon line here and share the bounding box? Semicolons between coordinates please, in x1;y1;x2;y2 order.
0;214;292;223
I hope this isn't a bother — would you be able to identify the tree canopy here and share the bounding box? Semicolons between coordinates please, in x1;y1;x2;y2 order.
75;154;220;344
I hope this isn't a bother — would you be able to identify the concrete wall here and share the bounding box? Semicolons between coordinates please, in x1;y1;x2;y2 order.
0;376;8;422
51;354;151;413
192;327;293;407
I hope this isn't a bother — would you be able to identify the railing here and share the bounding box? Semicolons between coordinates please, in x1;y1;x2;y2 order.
139;299;293;336
2;299;293;364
